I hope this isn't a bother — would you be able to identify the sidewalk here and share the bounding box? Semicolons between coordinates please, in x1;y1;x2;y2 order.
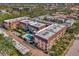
65;39;79;56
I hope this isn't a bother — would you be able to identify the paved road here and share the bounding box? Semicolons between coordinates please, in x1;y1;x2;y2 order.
0;53;2;56
65;39;79;56
2;29;48;56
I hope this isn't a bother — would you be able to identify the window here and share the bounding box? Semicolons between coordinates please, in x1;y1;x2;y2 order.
44;45;47;51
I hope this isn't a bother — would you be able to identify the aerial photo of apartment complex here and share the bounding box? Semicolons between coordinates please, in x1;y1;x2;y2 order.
0;3;79;56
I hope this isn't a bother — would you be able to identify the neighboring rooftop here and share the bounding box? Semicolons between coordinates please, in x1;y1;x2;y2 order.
4;16;30;23
0;10;8;14
12;39;30;55
35;23;66;40
64;19;75;27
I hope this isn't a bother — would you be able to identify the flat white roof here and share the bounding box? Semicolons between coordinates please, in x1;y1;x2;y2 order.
29;21;46;28
12;39;29;55
4;19;16;23
65;19;75;23
35;23;66;40
4;16;30;23
20;19;30;23
38;15;54;20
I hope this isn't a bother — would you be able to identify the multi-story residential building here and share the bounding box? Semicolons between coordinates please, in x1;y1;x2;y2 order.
12;7;32;12
33;15;55;25
20;20;46;34
3;19;19;30
19;20;30;30
3;17;30;30
63;19;75;27
35;23;67;51
28;21;46;32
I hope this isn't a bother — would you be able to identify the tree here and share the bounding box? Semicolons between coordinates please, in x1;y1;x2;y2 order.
0;13;13;24
0;34;20;56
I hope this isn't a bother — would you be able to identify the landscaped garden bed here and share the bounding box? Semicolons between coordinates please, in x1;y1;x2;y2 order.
48;34;75;56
